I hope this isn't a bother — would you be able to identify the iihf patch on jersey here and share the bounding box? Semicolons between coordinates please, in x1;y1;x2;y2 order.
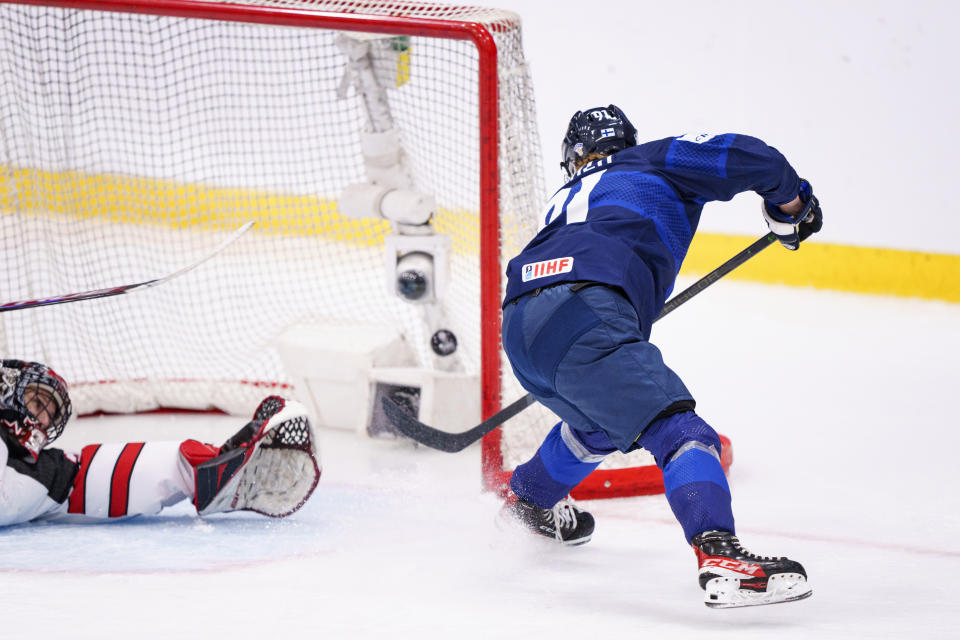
522;257;574;282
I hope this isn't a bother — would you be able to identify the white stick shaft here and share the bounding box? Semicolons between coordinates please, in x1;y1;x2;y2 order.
131;220;255;292
0;221;255;312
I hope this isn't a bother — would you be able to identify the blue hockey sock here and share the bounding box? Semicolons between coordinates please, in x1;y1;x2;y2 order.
510;422;614;508
662;446;735;543
636;411;735;542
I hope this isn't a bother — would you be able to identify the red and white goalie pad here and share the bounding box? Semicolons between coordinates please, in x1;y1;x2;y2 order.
180;396;321;518
64;440;192;521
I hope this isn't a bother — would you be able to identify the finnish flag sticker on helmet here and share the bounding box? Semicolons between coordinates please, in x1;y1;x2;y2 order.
522;257;574;282
677;132;716;144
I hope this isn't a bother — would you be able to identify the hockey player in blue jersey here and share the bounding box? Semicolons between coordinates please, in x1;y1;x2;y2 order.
498;105;821;608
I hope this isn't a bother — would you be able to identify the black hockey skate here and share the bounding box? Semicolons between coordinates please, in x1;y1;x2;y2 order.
499;496;595;546
691;530;812;608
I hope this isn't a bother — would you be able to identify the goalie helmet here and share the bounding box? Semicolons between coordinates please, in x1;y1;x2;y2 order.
0;360;72;462
561;104;637;179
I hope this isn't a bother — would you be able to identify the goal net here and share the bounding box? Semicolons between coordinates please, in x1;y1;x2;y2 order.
0;0;704;498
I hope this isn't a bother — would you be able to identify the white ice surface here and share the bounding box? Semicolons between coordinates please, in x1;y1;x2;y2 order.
2;280;959;638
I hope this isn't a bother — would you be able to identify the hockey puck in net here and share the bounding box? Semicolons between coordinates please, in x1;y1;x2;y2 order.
430;329;458;356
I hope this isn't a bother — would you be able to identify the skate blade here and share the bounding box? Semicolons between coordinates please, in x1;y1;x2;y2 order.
562;536;592;547
704;573;812;609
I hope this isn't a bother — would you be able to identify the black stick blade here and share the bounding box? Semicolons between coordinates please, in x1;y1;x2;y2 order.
380;393;537;453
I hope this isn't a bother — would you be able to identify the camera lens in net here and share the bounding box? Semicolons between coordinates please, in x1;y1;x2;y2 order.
397;269;428;300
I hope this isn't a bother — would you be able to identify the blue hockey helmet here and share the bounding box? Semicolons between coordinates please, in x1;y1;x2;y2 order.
560;104;637;178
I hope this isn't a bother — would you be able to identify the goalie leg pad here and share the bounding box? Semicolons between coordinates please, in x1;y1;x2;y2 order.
62;441;192;522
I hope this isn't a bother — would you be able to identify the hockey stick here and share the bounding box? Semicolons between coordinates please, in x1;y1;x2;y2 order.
381;231;779;452
0;221;255;313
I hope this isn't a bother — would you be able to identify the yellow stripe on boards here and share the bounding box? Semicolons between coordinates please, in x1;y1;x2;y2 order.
396;49;411;87
0;167;403;246
3;166;957;303
1;166;484;253
683;233;960;304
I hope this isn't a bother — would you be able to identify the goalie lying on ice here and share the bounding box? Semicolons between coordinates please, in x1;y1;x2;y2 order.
0;359;321;526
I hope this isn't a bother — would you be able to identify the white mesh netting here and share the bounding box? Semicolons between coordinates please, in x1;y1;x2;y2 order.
0;0;654;480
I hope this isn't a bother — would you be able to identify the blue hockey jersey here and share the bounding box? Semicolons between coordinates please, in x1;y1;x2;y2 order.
503;133;801;337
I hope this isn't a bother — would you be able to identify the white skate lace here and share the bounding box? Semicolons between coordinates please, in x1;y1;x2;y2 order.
548;500;578;541
729;536;779;562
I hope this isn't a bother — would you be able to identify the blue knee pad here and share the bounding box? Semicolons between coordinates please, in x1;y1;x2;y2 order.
636;410;723;467
637;411;735;542
510;422;617;508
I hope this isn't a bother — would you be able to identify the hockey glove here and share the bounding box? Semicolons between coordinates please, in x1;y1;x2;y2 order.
182;396;321;518
762;179;823;250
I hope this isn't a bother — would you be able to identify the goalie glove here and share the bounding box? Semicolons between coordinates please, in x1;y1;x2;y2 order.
762;179;823;250
180;396;321;518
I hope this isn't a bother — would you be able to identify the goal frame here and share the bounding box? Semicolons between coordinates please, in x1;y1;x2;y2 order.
6;0;515;486
3;0;729;499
